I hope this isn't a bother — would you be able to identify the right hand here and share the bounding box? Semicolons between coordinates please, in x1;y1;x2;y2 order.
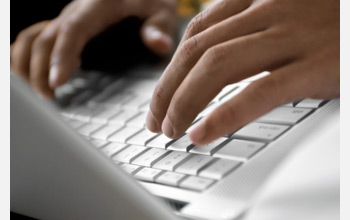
10;0;177;98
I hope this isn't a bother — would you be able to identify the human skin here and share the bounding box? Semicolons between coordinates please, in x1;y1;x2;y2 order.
10;0;177;98
146;0;339;145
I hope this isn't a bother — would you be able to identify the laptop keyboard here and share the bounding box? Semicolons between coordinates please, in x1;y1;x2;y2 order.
58;71;327;192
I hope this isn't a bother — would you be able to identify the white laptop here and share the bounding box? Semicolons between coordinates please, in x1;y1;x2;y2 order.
10;66;340;220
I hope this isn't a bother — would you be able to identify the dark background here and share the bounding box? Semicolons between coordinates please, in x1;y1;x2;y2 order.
11;0;161;74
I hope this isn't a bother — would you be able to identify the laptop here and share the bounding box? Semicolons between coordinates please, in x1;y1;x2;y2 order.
10;66;340;219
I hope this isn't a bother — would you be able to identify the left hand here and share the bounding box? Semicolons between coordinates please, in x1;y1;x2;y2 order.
146;0;340;145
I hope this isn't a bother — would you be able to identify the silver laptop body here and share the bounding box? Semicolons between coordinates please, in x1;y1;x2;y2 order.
11;68;340;220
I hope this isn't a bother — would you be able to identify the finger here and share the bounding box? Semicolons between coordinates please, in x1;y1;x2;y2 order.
11;21;50;81
140;9;177;56
160;29;298;138
188;61;312;145
180;0;253;42
146;6;270;133
29;24;58;98
49;2;125;89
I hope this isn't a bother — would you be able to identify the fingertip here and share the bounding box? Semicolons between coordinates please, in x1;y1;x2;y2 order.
189;125;207;146
143;26;174;55
49;65;59;89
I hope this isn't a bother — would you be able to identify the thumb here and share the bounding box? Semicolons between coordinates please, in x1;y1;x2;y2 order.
140;11;176;56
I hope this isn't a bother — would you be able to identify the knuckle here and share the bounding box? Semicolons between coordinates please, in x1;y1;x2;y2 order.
32;34;52;51
186;13;204;36
59;19;84;37
179;36;199;61
248;77;286;103
202;46;225;68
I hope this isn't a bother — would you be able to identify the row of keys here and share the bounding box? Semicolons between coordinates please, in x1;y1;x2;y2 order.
88;140;242;184
74;119;269;161
120;164;215;192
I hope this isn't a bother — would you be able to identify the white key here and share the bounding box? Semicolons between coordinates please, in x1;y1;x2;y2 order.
256;107;312;125
127;129;161;146
213;85;239;102
91;109;121;124
167;135;193;152
175;155;214;175
179;176;215;192
61;107;79;118
74;108;102;122
119;164;142;175
241;71;270;82
220;82;249;103
134;168;163;182
90;139;109;148
91;124;124;140
283;102;294;107
190;137;228;155
101;142;127;157
104;93;134;108
123;96;150;110
295;98;325;108
185;117;202;133
77;123;104;136
109;110;140;125
108;126;143;143
67;120;86;129
139;100;150;111
214;139;265;161
198;102;220;117
132;148;169;167
153;151;191;171
147;134;175;149
156;171;186;187
233;122;289;141
112;145;148;163
127;112;147;128
199;159;241;180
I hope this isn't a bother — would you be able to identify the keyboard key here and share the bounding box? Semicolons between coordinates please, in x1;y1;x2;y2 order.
175;155;214;175
67;120;86;129
74;108;103;122
185;117;202;133
156;171;187;187
179;176;215;192
127;129;161;146
108;126;143;143
233;122;289;142
167;135;193;152
77;123;104;136
213;85;239;102
147;134;176;149
101;142;127;157
190;137;228;155
295;98;325;108
134;167;163;182
119;164;142;175
256;107;312;125
123;96;150;110
112;145;148;163
127;112;147;128
215;139;265;161
132;148;170;167
109;110;140;125
104;93;134;108
199;159;241;180
90;109;121;124
91;124;124;140
153;151;192;171
90;139;109;148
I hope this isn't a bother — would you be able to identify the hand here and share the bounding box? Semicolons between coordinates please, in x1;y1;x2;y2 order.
146;0;339;145
11;0;177;98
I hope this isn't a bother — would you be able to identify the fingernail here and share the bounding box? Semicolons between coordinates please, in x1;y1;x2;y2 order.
145;26;173;49
49;65;59;88
189;127;206;145
146;111;160;132
162;116;174;138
